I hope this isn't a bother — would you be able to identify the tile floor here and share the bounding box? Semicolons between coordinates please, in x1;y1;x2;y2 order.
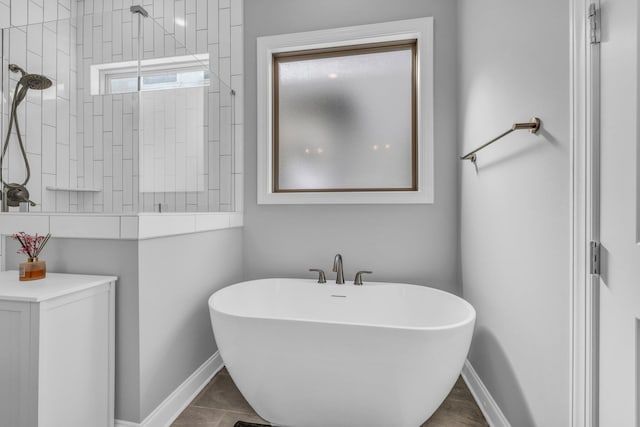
172;368;488;427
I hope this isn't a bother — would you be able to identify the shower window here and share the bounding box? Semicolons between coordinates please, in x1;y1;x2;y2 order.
90;53;210;95
108;69;210;94
257;17;434;204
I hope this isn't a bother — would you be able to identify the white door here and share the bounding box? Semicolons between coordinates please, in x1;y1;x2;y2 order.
597;0;640;425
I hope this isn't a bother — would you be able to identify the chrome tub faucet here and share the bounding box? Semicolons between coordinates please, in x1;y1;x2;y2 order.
333;254;344;284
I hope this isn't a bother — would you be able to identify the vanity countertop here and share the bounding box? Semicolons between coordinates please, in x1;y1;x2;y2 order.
0;271;117;302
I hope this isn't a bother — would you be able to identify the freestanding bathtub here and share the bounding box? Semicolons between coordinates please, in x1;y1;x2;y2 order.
209;278;475;427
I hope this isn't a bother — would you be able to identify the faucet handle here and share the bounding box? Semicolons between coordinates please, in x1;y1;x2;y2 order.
309;269;326;284
353;271;372;286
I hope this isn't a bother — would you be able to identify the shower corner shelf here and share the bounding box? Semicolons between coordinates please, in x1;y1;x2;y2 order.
46;186;102;192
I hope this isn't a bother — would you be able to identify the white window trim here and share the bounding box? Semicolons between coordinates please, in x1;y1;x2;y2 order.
256;17;434;204
90;53;209;95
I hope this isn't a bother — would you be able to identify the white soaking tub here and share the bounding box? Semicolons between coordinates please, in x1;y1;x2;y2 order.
208;278;475;427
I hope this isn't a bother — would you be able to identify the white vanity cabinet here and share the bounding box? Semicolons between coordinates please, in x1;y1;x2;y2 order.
0;272;116;427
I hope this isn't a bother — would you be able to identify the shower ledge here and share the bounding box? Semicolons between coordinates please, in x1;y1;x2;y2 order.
45;186;102;192
0;211;243;240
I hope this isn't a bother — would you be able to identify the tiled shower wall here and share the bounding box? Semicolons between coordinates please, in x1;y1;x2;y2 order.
1;0;78;212
0;0;243;213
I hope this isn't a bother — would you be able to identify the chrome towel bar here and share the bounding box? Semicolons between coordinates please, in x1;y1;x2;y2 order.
461;117;541;163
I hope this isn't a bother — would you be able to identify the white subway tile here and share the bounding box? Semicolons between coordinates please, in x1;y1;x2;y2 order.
186;13;196;52
26;153;42;206
219;106;231;155
230;25;242;76
219;57;230;87
233;124;243;173
123;159;133;205
207;0;218;44
219;155;231;204
54;187;70;212
163;0;175;34
208;92;220;141
56;98;70;143
102;12;113;42
103;176;113;212
219;8;230;57
230;0;242;26
41;125;56;174
9;27;27;68
230;74;243;123
41;174;56;211
11;0;28;27
196;0;207;30
113;190;123;212
174;0;185;46
93;115;103;160
196;29;207;54
112;10;122;55
186;0;196;14
28;1;43;25
83;146;94;188
122;113;133;158
153;0;164;18
103;96;113;131
55;143;70;187
104;131;113;176
27;23;43;55
56;19;70;55
57;3;70;20
113;145;123;190
233;173;243;212
92;160;103;194
0;2;10;29
208;189;219;211
25;101;43;155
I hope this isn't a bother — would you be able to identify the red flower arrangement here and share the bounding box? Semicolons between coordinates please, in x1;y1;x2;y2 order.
12;232;51;260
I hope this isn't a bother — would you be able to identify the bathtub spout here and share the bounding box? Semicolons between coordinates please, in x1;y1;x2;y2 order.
332;253;345;284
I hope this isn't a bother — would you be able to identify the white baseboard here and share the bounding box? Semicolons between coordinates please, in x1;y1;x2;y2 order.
115;351;224;427
461;359;511;427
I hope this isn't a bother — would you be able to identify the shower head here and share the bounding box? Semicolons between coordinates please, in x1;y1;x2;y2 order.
8;64;52;90
8;63;26;76
18;74;53;90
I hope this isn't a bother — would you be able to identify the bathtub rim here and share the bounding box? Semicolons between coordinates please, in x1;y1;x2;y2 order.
209;278;476;332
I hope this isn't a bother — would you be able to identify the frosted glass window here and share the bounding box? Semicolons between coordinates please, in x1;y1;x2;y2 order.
273;41;417;192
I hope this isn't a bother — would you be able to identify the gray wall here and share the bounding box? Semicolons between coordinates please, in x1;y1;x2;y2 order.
243;0;460;292
137;228;243;419
457;0;571;426
6;228;244;423
6;237;141;421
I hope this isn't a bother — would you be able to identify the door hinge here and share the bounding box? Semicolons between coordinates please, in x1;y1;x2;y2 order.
588;3;601;44
589;241;601;275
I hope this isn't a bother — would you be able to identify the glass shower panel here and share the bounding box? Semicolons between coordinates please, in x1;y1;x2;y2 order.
0;7;234;214
137;16;234;213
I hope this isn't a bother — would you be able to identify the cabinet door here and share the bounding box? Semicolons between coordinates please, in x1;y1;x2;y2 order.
39;287;111;427
0;300;36;427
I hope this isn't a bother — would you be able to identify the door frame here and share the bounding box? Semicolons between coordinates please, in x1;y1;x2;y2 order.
570;0;600;426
